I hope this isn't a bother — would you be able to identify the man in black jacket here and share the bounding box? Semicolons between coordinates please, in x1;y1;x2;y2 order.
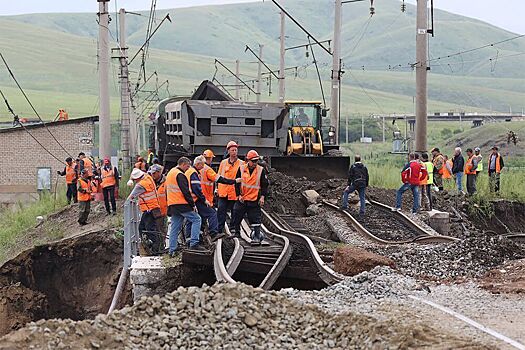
452;147;465;193
341;155;369;215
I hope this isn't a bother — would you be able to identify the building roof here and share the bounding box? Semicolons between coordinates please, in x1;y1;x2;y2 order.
0;115;99;134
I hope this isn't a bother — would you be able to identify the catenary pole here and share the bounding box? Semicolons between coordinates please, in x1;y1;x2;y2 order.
278;11;286;103
331;0;342;145
415;0;428;152
98;0;111;160
118;8;132;172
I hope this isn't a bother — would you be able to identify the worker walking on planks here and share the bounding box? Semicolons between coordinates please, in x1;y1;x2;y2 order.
166;157;203;257
57;157;78;204
340;155;369;216
394;153;427;214
77;169;93;226
217;141;245;234
233;150;269;245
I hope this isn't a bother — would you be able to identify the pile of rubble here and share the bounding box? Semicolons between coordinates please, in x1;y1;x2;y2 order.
0;282;466;349
380;236;525;280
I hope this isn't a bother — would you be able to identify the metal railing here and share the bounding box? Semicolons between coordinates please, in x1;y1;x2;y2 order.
108;199;140;313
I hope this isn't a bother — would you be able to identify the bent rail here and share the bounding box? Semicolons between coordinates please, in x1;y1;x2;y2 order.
262;209;343;286
214;238;236;284
259;225;292;290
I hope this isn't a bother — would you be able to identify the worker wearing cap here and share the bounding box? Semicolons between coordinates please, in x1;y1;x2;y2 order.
77;169;93;226
217;141;245;234
148;164;167;249
185;155;227;241
232;150;268;244
201;149;239;205
57;157;78;204
431;147;445;191
100;157;120;215
474;147;483;177
129;168;163;254
166;157;203;256
488;146;504;193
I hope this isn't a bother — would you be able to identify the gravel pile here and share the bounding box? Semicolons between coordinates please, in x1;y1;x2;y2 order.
0;282;467;350
379;236;525;279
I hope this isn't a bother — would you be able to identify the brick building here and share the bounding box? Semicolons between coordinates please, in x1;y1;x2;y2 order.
0;116;97;208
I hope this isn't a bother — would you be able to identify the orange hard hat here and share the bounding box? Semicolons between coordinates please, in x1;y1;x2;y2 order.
203;149;215;158
226;141;238;150
246;150;260;161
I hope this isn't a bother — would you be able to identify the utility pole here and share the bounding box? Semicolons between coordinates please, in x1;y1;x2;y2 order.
235;59;240;101
331;0;342;145
278;11;286;103
118;8;131;173
415;0;428;153
256;44;264;103
98;0;111;160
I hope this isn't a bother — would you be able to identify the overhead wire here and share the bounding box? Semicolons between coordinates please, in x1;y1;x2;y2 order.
0;88;65;164
0;52;73;159
347;69;386;114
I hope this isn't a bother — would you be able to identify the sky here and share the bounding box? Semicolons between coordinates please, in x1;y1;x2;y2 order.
0;0;523;34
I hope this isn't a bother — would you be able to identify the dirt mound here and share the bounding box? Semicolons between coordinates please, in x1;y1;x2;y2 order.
0;283;487;349
480;258;525;294
0;230;128;336
266;172;346;214
334;246;395;276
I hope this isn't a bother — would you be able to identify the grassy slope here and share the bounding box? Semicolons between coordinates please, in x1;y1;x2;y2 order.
0;0;524;122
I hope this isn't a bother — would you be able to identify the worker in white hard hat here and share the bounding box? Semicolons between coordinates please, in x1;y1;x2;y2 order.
128;168;163;254
217;141;245;234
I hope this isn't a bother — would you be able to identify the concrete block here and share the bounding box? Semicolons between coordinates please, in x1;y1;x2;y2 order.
301;190;320;206
427;210;450;235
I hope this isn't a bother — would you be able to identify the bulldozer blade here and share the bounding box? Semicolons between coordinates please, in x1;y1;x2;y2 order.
269;156;350;181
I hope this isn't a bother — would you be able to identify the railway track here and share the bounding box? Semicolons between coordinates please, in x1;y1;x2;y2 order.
322;200;459;245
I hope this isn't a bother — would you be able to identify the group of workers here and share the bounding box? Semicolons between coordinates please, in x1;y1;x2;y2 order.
394;145;505;213
126;141;269;256
57;152;121;225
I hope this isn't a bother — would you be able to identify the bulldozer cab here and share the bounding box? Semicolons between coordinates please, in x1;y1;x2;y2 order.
287;102;322;129
285;101;325;156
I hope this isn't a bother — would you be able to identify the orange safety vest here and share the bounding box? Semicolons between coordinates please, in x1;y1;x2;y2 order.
200;164;218;204
166;167;190;205
218;158;244;200
135;161;147;172
157;180;167;217
442;160;453;179
464;156;476;175
65;163;77;184
137;174;160;212
488;154;502;173
82;158;93;177
77;178;92;202
101;168;116;188
185;166;202;202
240;165;263;202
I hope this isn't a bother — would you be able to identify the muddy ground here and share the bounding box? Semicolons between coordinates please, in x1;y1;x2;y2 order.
0;230;129;336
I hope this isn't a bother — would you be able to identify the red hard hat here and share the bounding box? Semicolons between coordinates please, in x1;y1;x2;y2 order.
226;141;238;150
203;149;215;158
246;150;260;161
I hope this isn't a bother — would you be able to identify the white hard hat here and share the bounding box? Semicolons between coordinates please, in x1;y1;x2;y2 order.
130;168;145;180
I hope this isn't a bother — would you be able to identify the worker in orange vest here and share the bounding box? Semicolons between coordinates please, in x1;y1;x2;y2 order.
129;168;163;254
232;150;269;244
100;157;120;215
135;156;148;172
201;149;239;206
488;145;504;193
78;152;94;178
217;141;245;234
77;169;93;226
165;157;203;257
148;164;168;247
464;148;478;195
57;157;78;204
442;155;453;181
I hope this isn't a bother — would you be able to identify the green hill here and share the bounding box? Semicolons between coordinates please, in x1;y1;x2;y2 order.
0;0;524;121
